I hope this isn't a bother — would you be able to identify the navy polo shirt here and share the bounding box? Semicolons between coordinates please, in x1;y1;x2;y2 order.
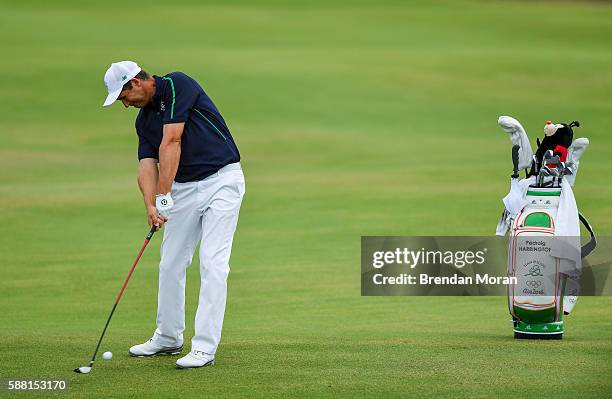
135;72;240;182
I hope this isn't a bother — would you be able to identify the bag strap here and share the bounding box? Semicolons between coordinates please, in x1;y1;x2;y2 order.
579;212;597;258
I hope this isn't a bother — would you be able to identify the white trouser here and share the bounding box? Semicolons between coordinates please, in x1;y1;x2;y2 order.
152;163;245;355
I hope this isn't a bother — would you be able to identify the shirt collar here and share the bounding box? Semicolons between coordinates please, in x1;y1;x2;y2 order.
148;75;164;109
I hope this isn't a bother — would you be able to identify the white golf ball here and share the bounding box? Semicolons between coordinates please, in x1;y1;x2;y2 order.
102;351;113;360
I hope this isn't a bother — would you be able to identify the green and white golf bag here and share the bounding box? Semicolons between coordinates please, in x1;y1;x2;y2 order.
508;187;566;339
497;115;596;339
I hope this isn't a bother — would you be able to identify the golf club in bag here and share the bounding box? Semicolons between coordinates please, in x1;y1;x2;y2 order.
74;225;158;374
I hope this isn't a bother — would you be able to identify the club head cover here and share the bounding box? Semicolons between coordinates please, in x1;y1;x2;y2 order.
552;145;568;162
565;137;589;186
534;120;579;172
498;115;534;170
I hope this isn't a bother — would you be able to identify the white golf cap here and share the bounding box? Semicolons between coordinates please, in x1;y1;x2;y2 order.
102;61;142;107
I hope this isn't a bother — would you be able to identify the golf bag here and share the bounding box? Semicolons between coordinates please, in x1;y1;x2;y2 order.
508;186;566;339
496;116;596;339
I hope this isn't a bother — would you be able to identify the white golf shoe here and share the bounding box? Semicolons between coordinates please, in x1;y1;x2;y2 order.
176;350;215;369
128;339;183;357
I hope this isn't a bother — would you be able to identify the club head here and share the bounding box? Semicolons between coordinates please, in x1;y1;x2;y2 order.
550;155;560;166
537;150;554;178
74;366;91;374
558;161;565;171
544;150;554;161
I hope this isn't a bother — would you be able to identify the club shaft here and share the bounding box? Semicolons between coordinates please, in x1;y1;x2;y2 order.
86;226;157;366
116;237;152;305
89;302;118;365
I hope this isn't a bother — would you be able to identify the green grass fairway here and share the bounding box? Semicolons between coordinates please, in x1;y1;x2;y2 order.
1;1;612;397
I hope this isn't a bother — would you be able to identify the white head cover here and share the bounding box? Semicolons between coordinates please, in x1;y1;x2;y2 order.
498;115;534;170
102;61;142;107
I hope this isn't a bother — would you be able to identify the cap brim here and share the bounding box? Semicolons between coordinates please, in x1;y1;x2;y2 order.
103;88;122;107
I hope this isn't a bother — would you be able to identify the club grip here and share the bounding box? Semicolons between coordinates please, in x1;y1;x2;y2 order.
146;225;158;240
511;145;520;178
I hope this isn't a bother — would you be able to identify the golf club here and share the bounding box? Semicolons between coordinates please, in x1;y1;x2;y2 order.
511;145;520;179
537;167;550;187
548;164;560;187
555;161;565;186
74;225;158;374
536;152;548;187
564;162;575;177
537;150;559;187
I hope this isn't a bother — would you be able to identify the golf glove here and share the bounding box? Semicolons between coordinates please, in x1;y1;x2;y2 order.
155;193;174;219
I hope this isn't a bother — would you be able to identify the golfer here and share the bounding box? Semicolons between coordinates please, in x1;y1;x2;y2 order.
102;61;245;369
